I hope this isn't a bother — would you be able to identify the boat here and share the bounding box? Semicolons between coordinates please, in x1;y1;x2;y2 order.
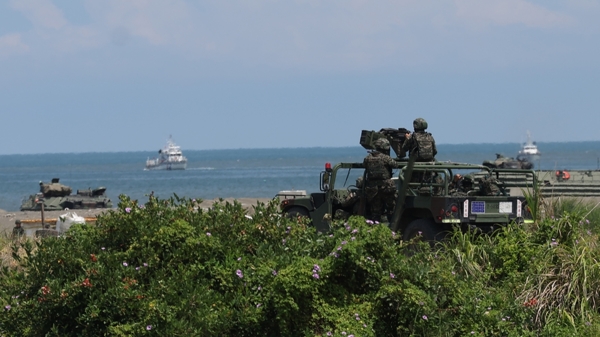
516;131;541;161
145;136;188;170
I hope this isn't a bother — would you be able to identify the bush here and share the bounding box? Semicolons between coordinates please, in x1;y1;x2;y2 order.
1;194;600;336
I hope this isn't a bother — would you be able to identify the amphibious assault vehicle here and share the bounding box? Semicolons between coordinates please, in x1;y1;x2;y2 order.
20;178;113;211
482;153;533;170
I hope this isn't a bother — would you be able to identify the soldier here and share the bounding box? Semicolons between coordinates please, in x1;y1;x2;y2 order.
402;118;437;162
363;138;400;223
12;220;25;239
334;177;364;220
449;174;474;196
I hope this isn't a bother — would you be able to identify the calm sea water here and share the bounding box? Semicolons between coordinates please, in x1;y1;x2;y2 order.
1;142;599;211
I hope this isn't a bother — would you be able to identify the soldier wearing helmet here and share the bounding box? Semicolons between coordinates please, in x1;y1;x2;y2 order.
363;137;400;223
402;117;437;162
335;177;365;220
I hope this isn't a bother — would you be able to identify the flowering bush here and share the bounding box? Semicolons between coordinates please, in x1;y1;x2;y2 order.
1;194;600;336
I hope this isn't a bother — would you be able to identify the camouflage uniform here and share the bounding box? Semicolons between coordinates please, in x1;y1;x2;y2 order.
449;174;474;196
334;178;364;220
402;118;437;162
363;139;400;222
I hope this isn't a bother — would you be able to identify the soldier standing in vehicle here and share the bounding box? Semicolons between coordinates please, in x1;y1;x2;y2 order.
363;138;400;223
402;118;437;162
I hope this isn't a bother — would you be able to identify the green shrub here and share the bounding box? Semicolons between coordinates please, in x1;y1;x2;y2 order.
1;194;600;336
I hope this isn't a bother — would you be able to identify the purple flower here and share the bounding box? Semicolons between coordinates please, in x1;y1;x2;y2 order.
352;229;358;233
257;286;262;290
337;246;342;251
138;205;145;209
4;305;10;311
341;240;347;245
146;325;152;330
236;269;243;278
392;231;396;237
422;315;428;320
366;220;374;224
136;267;140;271
418;231;423;236
123;262;128;267
342;332;347;335
329;234;334;237
390;273;395;278
272;270;278;276
237;257;242;261
206;232;211;236
101;247;105;250
313;273;320;279
351;237;355;241
282;239;286;244
256;303;261;308
334;253;339;258
349;335;355;337
125;207;131;213
313;264;321;272
327;333;332;336
143;263;148;267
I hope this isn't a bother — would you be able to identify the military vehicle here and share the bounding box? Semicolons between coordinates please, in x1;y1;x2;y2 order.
279;129;536;243
482;153;533;170
20;178;113;211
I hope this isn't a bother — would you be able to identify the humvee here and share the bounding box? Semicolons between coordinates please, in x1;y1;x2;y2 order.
279;129;536;242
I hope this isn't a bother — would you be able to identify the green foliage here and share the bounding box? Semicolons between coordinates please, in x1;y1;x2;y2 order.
1;194;600;336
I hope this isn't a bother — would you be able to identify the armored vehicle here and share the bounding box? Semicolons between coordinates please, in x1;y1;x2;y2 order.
20;178;113;211
279;130;536;243
482;153;533;170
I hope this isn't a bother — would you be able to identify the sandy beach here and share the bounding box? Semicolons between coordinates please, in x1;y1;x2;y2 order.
0;197;273;236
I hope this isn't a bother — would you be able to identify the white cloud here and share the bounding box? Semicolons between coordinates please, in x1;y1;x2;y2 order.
10;0;68;30
454;0;573;28
0;33;29;57
86;0;194;45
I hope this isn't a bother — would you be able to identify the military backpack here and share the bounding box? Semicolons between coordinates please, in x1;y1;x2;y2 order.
413;132;435;161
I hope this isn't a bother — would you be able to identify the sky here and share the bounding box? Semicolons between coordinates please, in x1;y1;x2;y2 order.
1;0;599;155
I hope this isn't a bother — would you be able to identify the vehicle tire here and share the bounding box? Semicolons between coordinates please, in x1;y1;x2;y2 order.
285;206;309;220
402;218;445;251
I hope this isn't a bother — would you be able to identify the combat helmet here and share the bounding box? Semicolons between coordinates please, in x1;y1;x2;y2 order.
413;118;428;131
356;176;364;188
373;138;390;152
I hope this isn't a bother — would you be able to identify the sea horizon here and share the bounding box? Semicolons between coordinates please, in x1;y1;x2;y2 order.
1;140;599;156
1;141;599;212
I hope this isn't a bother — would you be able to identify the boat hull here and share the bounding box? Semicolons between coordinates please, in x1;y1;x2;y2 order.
145;161;187;170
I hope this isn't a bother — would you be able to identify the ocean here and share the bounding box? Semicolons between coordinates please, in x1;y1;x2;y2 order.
1;142;599;212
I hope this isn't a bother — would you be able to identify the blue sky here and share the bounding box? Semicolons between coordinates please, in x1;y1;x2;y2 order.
1;0;599;155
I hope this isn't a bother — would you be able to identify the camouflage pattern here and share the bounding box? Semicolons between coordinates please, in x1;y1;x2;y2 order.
373;138;390;151
413;118;428;131
449;174;474;196
20;179;113;211
363;151;400;222
402;131;437;162
12;222;25;238
482;153;534;170
477;175;504;196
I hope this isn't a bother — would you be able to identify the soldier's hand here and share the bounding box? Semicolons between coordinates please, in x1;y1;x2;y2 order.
405;133;411;139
